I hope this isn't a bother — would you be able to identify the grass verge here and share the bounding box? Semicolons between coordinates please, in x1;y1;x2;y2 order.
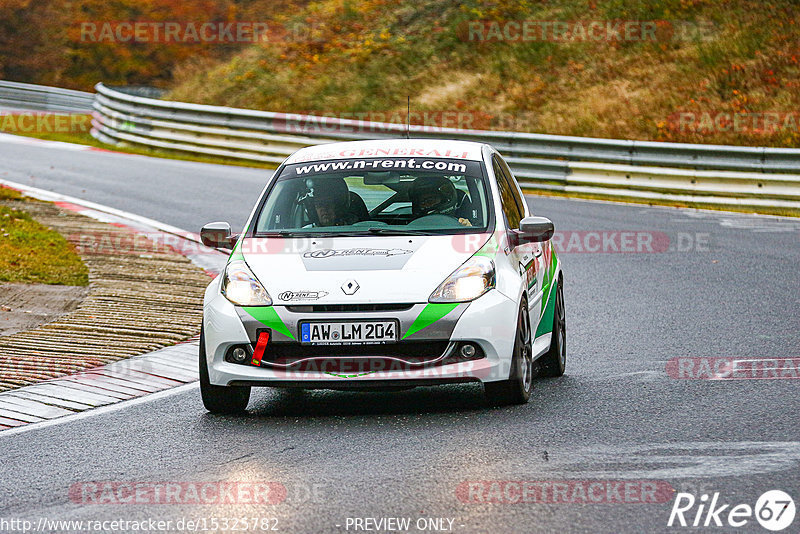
0;188;89;286
0;187;23;201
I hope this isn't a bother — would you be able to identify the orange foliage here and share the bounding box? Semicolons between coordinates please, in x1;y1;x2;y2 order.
0;0;306;89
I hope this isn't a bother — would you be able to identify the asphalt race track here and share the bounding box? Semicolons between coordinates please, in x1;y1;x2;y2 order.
1;139;799;533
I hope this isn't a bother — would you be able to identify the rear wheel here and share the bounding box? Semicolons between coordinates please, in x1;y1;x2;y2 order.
484;301;533;406
199;328;251;414
537;278;566;378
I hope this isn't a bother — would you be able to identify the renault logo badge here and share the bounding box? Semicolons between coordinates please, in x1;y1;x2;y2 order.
341;279;360;295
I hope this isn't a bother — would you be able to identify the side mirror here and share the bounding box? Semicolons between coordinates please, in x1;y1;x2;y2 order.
200;221;238;250
513;216;555;245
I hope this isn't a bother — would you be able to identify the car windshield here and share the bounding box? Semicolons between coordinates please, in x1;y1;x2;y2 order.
253;157;491;236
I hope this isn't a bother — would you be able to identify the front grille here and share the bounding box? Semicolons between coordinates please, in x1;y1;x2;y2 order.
264;340;450;363
285;303;414;313
226;339;486;372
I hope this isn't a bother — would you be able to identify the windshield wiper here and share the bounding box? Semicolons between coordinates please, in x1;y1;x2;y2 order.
307;231;374;237
258;230;373;238
258;228;434;237
256;230;308;237
366;227;435;236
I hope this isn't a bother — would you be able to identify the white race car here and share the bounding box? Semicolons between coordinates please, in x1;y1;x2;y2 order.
199;139;565;413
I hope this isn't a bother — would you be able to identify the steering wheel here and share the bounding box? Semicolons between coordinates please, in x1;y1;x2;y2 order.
407;214;462;227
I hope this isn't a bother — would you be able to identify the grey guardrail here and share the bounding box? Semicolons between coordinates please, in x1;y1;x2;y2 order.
0;80;94;113
87;82;800;212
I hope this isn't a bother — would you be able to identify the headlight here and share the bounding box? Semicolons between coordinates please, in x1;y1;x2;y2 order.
221;260;272;306
429;256;495;303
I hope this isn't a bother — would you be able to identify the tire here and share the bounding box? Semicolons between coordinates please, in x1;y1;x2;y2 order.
536;277;566;378
484;301;534;406
199;327;251;414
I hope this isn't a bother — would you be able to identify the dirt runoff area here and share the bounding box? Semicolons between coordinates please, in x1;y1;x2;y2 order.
0;283;89;336
0;198;211;392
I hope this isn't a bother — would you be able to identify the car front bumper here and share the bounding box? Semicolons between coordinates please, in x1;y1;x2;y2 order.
202;279;518;387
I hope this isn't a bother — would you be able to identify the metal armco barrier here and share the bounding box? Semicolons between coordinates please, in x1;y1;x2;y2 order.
0;80;94;112
12;81;800;212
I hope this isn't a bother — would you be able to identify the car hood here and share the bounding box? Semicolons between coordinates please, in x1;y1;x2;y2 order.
241;234;491;304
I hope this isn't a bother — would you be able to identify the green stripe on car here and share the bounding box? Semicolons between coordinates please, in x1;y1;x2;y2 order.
535;280;557;338
535;246;559;337
242;306;295;340
403;303;459;339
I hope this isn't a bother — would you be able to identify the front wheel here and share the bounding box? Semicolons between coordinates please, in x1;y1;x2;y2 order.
536;278;566;378
199;328;251;414
484;301;533;406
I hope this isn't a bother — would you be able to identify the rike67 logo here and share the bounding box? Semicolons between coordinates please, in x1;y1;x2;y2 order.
668;490;795;531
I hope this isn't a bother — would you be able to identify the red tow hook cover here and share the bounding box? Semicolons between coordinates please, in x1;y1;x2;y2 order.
251;331;270;366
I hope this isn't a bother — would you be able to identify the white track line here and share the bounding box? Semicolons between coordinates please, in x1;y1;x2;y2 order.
0;383;199;438
0;178;200;240
0;132;96;152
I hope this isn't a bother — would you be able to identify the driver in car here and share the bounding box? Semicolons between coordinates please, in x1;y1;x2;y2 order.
409;176;471;226
305;178;359;227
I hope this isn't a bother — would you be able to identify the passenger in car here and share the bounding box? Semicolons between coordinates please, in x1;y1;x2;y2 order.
304;178;362;227
409;176;472;226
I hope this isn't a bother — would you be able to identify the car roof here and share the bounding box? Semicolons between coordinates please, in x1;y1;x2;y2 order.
284;139;487;165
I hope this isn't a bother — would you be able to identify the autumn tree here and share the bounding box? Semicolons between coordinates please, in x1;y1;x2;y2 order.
0;0;305;89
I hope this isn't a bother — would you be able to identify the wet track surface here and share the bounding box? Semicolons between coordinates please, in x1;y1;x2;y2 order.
1;140;799;533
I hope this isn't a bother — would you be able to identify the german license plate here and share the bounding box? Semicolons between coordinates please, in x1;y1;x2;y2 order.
300;321;398;345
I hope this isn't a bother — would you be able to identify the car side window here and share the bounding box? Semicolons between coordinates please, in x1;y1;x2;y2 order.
493;157;522;229
498;156;526;218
